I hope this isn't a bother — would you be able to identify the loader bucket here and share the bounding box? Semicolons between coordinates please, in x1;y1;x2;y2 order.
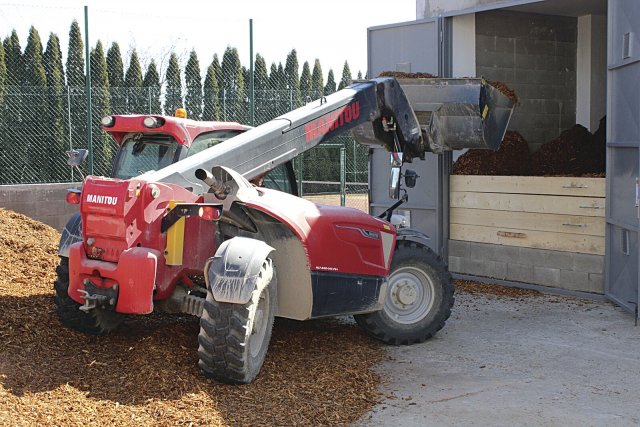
404;77;515;153
352;77;516;155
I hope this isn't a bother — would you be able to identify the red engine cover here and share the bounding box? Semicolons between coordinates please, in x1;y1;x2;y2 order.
246;189;396;277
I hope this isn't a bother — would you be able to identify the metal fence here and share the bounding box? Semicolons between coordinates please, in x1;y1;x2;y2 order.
0;84;370;211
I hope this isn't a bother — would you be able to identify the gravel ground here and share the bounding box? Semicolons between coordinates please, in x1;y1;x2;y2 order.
362;288;640;427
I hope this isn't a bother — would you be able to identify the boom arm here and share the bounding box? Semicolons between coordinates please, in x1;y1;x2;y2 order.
140;77;422;195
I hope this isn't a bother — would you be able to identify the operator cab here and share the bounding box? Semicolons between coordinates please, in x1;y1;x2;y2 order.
105;114;297;195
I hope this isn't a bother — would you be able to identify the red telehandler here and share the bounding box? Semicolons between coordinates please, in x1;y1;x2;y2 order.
57;77;514;384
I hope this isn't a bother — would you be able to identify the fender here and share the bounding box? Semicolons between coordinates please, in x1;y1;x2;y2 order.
204;236;274;304
58;212;82;257
396;227;431;248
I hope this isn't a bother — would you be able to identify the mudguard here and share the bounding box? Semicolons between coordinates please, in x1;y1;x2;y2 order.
396;228;431;248
204;236;274;304
58;212;82;257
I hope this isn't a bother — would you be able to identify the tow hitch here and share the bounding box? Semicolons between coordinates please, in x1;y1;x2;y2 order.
78;279;118;312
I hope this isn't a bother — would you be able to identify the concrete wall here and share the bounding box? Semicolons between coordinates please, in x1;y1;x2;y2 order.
0;183;80;231
449;240;604;294
576;14;607;132
476;10;577;149
452;14;477;76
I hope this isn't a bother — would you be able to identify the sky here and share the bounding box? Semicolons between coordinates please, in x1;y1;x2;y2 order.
0;0;416;82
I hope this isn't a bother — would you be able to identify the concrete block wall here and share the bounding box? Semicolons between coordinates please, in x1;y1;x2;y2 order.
449;240;604;294
475;10;577;149
0;183;80;231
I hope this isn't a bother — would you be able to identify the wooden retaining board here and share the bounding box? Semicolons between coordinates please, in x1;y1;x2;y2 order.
450;192;605;217
451;208;605;237
451;175;605;197
450;176;606;255
450;224;605;255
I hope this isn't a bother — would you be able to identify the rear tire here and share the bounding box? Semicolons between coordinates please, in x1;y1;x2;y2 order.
197;259;276;384
54;257;124;335
354;243;453;345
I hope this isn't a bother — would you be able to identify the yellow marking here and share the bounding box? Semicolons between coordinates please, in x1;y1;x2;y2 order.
482;104;489;120
165;200;185;266
383;224;391;230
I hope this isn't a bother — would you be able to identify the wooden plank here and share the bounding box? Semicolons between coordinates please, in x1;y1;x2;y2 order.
450;175;605;197
451;224;605;255
450;192;605;217
450;208;605;237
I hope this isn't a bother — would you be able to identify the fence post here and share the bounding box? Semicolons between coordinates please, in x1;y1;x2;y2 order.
340;146;346;207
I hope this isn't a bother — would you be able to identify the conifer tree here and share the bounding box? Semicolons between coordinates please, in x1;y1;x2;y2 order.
0;40;5;105
311;59;323;99
220;46;245;122
91;41;113;176
299;61;311;103
0;32;21;183
106;42;125;113
4;30;23;86
23;26;48;182
324;69;336;95
202;64;220;120
211;53;222;100
66;20;86;152
0;41;6;183
66;20;84;88
124;49;144;113
284;49;301;108
253;53;269;123
143;60;161;114
164;52;182;115
357;70;363;80
184;50;203;119
43;33;66;181
338;61;352;90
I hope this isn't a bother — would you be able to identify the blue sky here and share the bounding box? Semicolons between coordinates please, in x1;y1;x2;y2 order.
0;0;416;81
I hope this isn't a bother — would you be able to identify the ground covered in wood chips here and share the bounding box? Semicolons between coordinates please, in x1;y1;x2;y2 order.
454;279;542;298
0;209;385;426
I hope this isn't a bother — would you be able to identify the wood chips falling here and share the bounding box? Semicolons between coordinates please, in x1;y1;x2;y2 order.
0;209;385;426
455;279;542;298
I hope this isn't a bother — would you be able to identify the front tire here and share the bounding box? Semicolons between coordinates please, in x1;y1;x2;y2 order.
54;257;124;335
354;243;454;345
197;259;276;384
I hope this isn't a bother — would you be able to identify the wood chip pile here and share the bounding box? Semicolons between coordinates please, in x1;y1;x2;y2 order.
0;209;385;426
378;71;437;79
454;120;607;177
487;80;519;104
453;131;531;176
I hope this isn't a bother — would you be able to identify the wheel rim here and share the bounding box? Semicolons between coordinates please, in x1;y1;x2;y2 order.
249;288;269;358
384;266;435;324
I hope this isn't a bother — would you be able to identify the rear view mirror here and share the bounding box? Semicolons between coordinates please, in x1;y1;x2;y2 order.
389;167;401;199
66;149;88;167
389;152;403;199
404;169;419;188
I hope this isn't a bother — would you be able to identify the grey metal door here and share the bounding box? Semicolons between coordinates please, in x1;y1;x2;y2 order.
606;0;640;320
367;19;450;256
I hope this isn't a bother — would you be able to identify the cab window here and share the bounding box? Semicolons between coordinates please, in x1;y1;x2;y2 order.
263;164;293;194
113;134;179;179
188;130;245;157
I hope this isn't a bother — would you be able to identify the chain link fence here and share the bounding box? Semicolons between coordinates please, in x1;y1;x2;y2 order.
0;18;369;211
